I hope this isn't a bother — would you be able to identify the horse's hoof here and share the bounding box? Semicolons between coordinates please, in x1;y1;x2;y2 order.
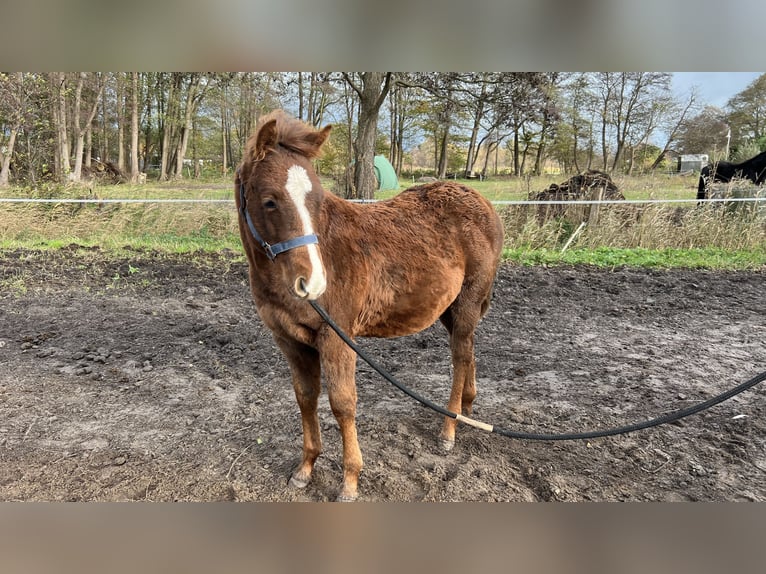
336;492;357;502
440;438;455;452
288;474;310;489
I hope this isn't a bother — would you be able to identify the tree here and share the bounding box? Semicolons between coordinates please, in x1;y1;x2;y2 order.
294;72;337;127
558;73;598;172
609;73;672;173
726;73;766;152
116;73;127;173
71;72;106;182
156;73;210;180
174;73;208;178
387;78;422;175
403;73;476;178
532;73;564;175
130;72;140;182
490;73;547;176
49;72;70;180
676;106;731;161
342;72;392;199
649;87;699;171
0;73;28;186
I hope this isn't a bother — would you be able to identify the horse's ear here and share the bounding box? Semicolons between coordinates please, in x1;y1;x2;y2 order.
255;118;279;159
309;125;332;153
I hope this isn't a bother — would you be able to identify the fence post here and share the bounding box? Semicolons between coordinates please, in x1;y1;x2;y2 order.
588;186;604;225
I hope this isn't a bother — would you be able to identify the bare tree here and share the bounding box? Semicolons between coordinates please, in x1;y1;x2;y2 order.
649;88;699;170
609;73;672;173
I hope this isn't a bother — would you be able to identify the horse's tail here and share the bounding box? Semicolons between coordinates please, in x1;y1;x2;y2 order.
697;166;709;202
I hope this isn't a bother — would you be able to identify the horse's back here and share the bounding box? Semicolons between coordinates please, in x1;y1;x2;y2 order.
322;181;503;338
390;181;503;247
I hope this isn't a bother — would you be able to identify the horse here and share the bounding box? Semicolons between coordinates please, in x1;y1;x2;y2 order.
235;110;504;501
697;150;766;200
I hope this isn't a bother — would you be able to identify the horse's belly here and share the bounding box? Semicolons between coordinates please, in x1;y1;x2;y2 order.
357;279;461;338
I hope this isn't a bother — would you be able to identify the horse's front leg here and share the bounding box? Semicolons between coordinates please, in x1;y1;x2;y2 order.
276;337;322;490
320;331;363;502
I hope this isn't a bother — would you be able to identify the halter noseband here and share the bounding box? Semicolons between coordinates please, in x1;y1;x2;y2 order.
238;179;319;261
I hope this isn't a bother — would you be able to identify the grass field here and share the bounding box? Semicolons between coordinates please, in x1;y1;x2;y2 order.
0;173;764;269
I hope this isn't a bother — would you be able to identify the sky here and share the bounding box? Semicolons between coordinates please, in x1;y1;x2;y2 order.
671;72;763;108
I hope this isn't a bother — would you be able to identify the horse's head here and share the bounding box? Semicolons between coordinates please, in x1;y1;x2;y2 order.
237;111;332;300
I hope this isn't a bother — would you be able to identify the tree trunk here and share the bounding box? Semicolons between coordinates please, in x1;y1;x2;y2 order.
0;127;17;187
71;73;105;182
143;73;154;175
159;74;180;181
71;73;85;181
220;80;228;176
101;87;109;162
353;108;379;197
85;125;92;169
534;105;551;175
343;72;392;199
437;126;449;178
130;72;140;183
51;72;70;181
174;74;203;179
117;73;126;174
465;83;486;176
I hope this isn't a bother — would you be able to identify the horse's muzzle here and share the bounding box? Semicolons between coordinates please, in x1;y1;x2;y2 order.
295;276;326;300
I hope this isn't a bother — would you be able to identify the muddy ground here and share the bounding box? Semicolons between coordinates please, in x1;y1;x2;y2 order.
0;247;764;501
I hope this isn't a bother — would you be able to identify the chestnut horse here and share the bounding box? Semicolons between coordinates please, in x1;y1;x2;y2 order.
235;110;504;501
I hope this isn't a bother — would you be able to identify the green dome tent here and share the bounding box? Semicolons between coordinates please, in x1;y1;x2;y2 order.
373;155;399;191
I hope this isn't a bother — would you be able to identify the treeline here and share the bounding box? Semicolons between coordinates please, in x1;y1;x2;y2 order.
1;72;765;198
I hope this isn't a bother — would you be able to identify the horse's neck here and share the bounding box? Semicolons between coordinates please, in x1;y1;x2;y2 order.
320;192;364;232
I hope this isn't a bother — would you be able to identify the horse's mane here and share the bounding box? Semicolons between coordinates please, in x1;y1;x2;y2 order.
247;110;327;163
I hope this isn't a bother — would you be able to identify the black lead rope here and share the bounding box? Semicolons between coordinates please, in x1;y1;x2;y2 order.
308;299;766;442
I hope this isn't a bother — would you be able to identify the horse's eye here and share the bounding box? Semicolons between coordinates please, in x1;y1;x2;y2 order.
263;199;278;210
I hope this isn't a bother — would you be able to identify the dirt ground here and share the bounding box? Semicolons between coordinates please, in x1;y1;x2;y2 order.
1;247;764;501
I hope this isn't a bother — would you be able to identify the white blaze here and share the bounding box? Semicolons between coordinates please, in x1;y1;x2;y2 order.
285;165;326;298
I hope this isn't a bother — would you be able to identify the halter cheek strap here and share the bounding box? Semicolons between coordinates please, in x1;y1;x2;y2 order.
238;179;319;262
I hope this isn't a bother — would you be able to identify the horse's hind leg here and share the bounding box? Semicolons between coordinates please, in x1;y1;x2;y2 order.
276;337;322;490
438;302;481;452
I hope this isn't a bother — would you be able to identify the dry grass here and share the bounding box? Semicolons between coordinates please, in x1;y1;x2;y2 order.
0;176;764;260
0;201;241;252
501;203;766;252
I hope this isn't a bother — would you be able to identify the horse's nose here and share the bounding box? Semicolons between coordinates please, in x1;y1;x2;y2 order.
294;277;309;299
295;275;326;300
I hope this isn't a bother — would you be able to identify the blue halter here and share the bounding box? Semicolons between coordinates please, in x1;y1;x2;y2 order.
238;180;319;261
